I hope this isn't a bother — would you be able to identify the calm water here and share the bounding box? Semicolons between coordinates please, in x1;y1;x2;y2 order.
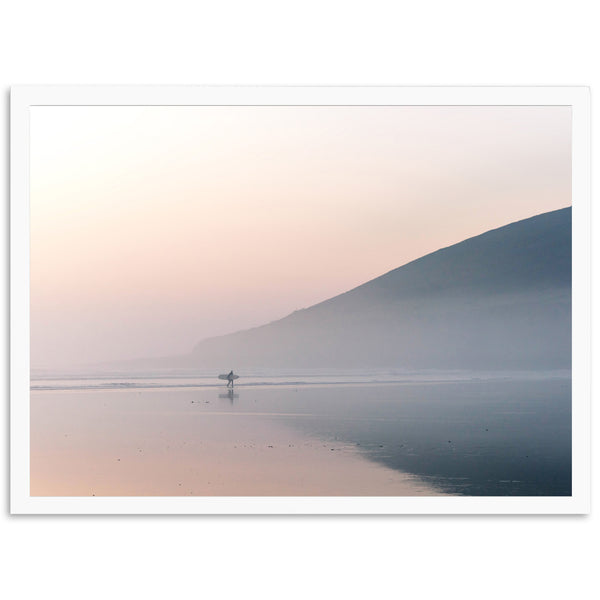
30;371;571;496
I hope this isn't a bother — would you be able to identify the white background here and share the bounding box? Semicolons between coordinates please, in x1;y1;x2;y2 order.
1;2;597;599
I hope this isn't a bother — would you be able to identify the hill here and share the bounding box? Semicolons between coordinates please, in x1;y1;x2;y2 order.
180;207;572;370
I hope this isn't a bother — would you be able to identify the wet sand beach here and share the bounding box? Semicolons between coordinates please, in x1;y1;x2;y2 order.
30;384;441;496
30;377;571;497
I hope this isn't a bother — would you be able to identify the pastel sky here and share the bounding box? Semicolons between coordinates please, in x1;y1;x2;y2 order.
30;105;571;368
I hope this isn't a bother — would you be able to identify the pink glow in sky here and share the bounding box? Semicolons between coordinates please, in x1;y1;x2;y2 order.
30;106;571;367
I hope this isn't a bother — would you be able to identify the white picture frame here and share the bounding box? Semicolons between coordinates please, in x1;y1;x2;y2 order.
10;86;591;514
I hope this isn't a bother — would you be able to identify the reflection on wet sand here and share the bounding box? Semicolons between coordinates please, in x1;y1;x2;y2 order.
218;389;238;404
30;386;442;497
31;377;570;496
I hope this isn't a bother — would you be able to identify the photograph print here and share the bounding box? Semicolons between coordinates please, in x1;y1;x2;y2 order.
19;90;582;508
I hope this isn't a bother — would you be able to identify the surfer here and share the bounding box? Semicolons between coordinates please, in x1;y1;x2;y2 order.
218;370;239;386
227;370;235;388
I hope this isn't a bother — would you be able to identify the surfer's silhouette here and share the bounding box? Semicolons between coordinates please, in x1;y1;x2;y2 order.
227;370;235;387
218;370;238;386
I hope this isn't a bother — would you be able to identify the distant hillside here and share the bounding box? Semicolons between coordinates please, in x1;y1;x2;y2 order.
188;207;572;370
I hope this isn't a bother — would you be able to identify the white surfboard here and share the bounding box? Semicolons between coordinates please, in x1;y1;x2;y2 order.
218;373;239;380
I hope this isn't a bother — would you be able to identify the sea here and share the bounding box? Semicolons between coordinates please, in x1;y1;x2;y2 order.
30;367;572;497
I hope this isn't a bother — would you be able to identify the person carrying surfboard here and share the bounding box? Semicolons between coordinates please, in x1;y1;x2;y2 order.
227;370;235;388
218;371;239;386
